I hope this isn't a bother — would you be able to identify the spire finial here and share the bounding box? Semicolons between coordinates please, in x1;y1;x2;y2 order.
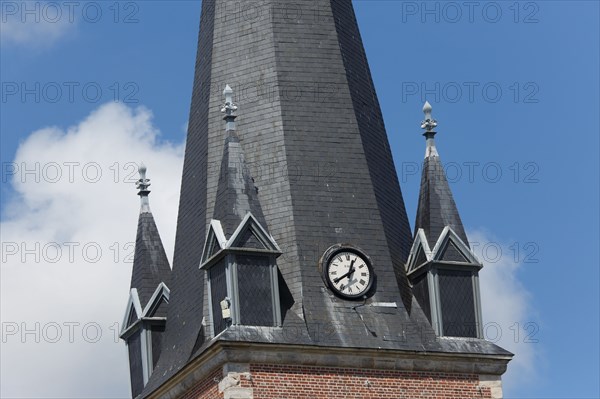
221;84;238;131
136;163;151;213
421;101;438;134
420;102;439;158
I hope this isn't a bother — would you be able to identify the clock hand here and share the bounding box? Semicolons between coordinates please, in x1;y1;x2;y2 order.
334;260;356;284
334;270;352;284
346;259;357;280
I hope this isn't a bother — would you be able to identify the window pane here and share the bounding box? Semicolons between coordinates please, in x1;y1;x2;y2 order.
237;255;274;326
210;259;228;335
438;270;477;337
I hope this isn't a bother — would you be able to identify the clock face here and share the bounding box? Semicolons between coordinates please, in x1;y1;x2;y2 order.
324;249;373;299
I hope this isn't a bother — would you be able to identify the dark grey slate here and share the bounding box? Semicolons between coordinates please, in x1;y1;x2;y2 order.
415;149;469;249
130;212;172;309
213;130;267;236
440;239;469;263
139;1;510;396
330;0;414;309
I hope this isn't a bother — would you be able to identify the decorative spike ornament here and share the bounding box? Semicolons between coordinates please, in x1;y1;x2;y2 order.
136;163;151;213
221;84;238;132
421;101;438;133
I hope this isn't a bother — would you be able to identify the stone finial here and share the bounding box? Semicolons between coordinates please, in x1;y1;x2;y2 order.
420;102;439;158
136;163;151;213
221;84;238;131
420;101;438;133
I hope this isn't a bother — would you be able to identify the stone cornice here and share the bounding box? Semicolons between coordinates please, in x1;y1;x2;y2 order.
147;340;512;399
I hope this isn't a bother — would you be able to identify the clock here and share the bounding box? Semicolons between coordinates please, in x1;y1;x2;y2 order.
319;244;374;299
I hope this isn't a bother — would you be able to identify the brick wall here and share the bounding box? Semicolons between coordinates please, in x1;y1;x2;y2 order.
184;363;494;399
181;368;223;399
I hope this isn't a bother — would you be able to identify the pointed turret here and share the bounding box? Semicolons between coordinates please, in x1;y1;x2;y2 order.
415;102;469;249
199;86;282;337
130;164;172;307
406;103;485;339
213;85;267;237
121;165;172;398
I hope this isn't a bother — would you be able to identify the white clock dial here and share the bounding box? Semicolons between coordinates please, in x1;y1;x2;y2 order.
326;250;372;298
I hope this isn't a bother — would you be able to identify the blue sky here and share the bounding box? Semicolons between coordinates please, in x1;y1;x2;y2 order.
1;1;599;398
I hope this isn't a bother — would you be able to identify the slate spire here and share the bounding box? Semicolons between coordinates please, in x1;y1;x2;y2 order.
414;102;469;248
213;85;267;237
143;3;511;393
130;164;172;308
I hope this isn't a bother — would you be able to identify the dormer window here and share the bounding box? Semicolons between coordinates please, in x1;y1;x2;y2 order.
406;227;483;338
200;214;282;337
120;283;170;394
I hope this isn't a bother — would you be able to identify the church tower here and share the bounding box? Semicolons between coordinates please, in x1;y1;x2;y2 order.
122;1;512;398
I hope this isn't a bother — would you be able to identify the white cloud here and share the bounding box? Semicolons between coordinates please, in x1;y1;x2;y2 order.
0;102;184;398
1;1;75;47
470;229;540;394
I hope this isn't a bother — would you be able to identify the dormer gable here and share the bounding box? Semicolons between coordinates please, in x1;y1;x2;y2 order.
201;213;282;270
122;288;143;334
228;213;281;252
142;282;170;318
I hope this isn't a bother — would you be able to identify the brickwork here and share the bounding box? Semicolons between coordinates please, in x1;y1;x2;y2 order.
245;364;491;399
183;363;496;399
181;367;223;399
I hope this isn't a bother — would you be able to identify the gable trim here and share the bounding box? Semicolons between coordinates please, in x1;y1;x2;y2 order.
431;226;481;265
406;228;433;274
227;213;281;253
407;227;483;277
120;288;142;337
142;282;171;317
200;220;227;265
